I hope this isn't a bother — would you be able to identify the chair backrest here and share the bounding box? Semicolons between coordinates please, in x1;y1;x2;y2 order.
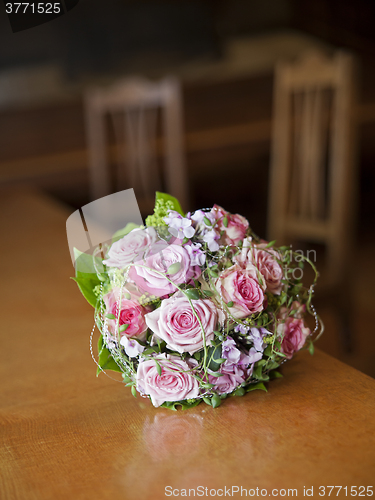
85;77;188;212
267;51;358;287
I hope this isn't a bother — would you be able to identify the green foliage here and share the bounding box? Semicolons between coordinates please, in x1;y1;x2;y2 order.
246;382;267;392
160;399;201;411
167;262;181;275
233;387;246;397
211;394;222;408
155;192;184;215
145;192;184;227
207;345;224;372
72;248;103;308
112;222;142;243
184;288;201;300
96;334;123;376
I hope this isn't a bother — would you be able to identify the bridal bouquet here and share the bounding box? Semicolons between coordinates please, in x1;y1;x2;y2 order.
74;192;323;409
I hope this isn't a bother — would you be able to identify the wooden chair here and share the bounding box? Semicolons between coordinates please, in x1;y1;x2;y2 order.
267;51;358;351
84;77;189;214
268;51;358;290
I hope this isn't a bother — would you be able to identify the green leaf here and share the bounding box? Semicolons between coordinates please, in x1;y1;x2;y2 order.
209;372;224;377
155;360;162;376
96;334;122;375
160;399;201;411
211;394;222;408
255;359;267;367
203;216;212;226
143;347;157;355
202;397;212;406
227;301;234;308
184;288;201;300
269;370;283;379
106;313;116;320
265;240;276;248
112;223;142;243
207;345;223;372
72;249;104;308
71;276;100;308
233;387;246;397
263;345;273;357
202;289;214;297
74;248;103;275
167;262;181;275
223;217;228;228
266;360;280;370
119;323;129;333
246;382;267;392
253;365;263;380
308;341;315;355
274;340;281;350
155;192;184;216
193;351;203;361
131;386;137;398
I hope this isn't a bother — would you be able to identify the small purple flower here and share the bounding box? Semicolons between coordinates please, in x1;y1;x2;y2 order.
221;336;241;366
164;210;195;239
234;324;250;335
191;210;214;225
120;336;145;358
203;229;220;252
185;243;206;267
248;347;263;363
246;327;271;363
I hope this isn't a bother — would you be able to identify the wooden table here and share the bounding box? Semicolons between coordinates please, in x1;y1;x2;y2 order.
1;189;374;500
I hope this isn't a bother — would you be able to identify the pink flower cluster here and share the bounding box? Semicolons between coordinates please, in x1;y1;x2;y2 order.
93;202;315;408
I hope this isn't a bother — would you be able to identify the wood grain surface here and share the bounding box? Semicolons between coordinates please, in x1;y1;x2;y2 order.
1;188;374;500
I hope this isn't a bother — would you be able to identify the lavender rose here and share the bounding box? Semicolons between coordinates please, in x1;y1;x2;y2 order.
129;242;201;297
214;265;265;319
103;227;158;268
145;293;220;354
136;354;199;407
103;287;149;340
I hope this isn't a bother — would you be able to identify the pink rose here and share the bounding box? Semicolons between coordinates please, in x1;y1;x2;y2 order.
235;240;283;295
136;354;199;407
145;293;220;354
251;244;284;295
277;317;310;359
212;205;249;246
129;242;201;297
214;265;264;319
103;227;158;268
103;287;149;340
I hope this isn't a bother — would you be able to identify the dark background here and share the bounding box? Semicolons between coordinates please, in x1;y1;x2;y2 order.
1;0;375;376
